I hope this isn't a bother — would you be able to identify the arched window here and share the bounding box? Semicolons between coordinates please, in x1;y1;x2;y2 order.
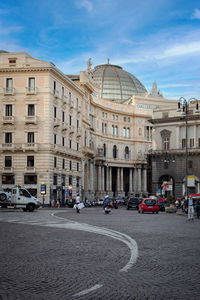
112;125;114;136
124;146;129;159
123;127;126;137
113;145;117;159
127;127;130;138
115;126;118;136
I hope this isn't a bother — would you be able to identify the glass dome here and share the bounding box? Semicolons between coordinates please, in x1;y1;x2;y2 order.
91;64;147;103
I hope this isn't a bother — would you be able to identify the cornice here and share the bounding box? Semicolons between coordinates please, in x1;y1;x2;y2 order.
149;114;200;124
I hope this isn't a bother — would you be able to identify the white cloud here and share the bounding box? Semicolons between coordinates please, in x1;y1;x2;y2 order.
76;0;93;12
191;8;200;19
160;41;200;58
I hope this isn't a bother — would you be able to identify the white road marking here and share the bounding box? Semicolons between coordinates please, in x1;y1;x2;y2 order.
73;284;103;297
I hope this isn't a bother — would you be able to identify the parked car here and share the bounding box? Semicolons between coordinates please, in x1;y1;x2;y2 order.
127;197;139;210
138;198;159;214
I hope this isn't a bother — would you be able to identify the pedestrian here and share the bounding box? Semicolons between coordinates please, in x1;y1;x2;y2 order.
56;198;60;208
51;199;55;208
75;193;81;213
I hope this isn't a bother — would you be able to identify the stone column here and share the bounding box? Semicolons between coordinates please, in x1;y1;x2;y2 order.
129;168;133;193
143;167;147;192
106;166;109;192
90;160;94;192
98;165;101;191
117;167;120;192
109;167;112;192
82;159;85;190
138;167;141;193
194;125;197;148
102;166;105;192
133;167;137;193
120;168;123;192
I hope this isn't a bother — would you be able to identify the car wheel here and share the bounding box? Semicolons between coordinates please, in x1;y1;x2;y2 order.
27;204;35;212
0;193;7;201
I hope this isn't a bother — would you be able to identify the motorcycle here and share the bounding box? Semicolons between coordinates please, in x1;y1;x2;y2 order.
104;205;111;214
112;199;118;209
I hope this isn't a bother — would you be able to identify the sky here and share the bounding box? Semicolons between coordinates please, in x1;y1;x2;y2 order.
0;0;200;99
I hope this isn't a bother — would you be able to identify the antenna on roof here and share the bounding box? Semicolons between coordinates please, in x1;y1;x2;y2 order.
107;58;110;64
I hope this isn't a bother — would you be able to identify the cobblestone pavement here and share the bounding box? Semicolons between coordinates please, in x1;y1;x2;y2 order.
0;207;200;300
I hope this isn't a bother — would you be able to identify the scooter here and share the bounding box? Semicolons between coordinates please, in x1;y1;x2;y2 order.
104;203;112;214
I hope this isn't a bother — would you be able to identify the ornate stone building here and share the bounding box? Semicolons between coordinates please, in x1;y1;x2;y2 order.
149;104;200;198
0;51;177;203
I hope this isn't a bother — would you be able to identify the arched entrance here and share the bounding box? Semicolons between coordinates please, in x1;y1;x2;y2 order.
159;174;175;198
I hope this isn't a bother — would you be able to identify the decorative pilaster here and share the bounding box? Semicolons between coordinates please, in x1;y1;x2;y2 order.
98;165;101;191
143;167;147;192
102;166;105;192
138;167;141;193
120;168;123;192
129;168;133;193
117;167;120;192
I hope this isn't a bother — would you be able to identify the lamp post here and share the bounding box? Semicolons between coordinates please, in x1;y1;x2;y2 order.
177;97;199;220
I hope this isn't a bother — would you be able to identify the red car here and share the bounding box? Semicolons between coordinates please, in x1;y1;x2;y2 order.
138;198;159;214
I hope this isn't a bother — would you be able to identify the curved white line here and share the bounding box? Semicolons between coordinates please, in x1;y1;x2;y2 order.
73;284;103;297
51;213;138;272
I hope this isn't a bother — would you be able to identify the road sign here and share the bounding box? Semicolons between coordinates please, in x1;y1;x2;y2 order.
40;183;46;195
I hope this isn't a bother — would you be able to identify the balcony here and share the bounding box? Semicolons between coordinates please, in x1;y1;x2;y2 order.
61;95;68;104
3;116;15;124
54;117;61;127
25;166;36;173
22;143;38;152
66;148;82;158
69;125;75;134
4;88;15;95
77;128;81;137
53;89;59;98
83;146;94;157
62;122;68;132
24;115;38;124
1;143;14;151
26;87;37;95
3;167;13;173
69;100;74;109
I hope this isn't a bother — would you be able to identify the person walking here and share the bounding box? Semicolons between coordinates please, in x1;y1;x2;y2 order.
75;194;81;213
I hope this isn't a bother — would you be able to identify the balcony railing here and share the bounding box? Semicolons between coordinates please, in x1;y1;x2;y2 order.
26;87;37;95
25;166;36;173
3;116;15;124
22;143;38;152
24;115;38;124
2;143;14;150
3;167;13;173
4;88;15;95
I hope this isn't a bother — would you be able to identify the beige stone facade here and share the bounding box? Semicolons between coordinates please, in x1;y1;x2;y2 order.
0;51;177;203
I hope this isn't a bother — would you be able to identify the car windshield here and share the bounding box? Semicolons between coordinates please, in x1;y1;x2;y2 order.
130;198;138;203
144;200;156;205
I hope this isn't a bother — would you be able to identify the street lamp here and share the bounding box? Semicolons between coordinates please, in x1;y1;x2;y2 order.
177;97;199;219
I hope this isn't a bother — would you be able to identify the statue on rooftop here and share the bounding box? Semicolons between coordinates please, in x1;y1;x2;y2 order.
87;58;92;73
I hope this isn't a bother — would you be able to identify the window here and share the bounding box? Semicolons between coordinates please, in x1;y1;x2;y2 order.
27;156;34;167
54;134;56;145
54;157;57;168
5;156;12;167
115;126;118;136
112;125;114;136
28;77;35;92
77;143;79;151
190;138;194;148
182;139;186;149
5;105;12;116
76;177;80;188
112;114;115;120
28;104;35;116
69;115;72;126
113;145;117;159
62;159;65;169
123;117;126;122
54;107;57;118
69;175;72;185
76;98;79;109
2;175;15;184
62;175;65;186
6;78;13;92
84;131;87;146
127;127;130;138
138;128;142;136
62;137;65;147
62;111;65;122
198;138;200;148
70;160;72;170
53;81;56;93
127;117;130;122
103;143;106;157
163;137;170;150
116;115;118;120
5;132;12;144
62;86;64;97
124;146;129;159
24;175;37;184
27;132;34;143
53;175;57;185
123;127;126;137
77;163;79;171
9;59;16;64
69;92;71;103
77;120;79;128
69;140;72;148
